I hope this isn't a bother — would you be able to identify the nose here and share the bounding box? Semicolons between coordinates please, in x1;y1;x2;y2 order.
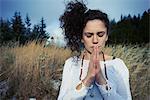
92;35;98;44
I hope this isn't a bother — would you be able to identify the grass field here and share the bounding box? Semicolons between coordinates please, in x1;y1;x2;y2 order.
0;42;149;100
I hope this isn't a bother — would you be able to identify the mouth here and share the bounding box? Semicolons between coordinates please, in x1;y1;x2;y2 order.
85;46;102;54
91;46;101;48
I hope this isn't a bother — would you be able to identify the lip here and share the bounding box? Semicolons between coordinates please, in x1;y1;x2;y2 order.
91;46;101;48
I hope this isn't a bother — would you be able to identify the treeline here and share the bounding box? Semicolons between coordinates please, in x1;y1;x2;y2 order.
0;12;49;45
109;9;150;44
0;9;149;46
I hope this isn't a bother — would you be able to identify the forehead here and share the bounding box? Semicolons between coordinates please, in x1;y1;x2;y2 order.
83;19;107;32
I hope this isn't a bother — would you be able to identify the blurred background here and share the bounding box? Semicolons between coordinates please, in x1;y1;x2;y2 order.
0;0;149;100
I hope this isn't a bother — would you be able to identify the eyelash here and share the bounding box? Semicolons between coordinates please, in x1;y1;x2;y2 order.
85;33;105;38
97;33;105;37
86;35;92;38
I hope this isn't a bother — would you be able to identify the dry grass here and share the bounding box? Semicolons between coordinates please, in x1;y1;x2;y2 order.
106;44;150;100
0;42;149;100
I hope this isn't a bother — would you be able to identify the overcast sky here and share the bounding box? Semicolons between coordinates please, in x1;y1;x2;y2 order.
0;0;149;45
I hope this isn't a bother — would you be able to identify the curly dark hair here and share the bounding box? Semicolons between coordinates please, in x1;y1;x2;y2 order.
59;0;110;53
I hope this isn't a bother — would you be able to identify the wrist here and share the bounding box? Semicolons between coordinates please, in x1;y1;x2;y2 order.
96;79;107;85
95;80;111;91
96;74;107;85
76;80;93;91
83;77;94;87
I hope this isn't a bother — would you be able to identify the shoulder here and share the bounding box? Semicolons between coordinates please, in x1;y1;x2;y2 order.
105;57;129;77
104;55;114;61
110;58;129;79
110;58;128;70
63;56;80;74
112;58;126;65
113;58;128;70
65;56;79;64
64;56;80;67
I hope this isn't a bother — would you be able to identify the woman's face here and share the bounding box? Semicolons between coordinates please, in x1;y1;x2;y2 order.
82;19;108;53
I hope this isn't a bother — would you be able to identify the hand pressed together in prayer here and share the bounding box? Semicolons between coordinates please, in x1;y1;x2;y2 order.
83;46;107;87
76;46;107;90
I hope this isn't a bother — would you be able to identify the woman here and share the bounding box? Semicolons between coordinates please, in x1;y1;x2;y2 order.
58;1;132;100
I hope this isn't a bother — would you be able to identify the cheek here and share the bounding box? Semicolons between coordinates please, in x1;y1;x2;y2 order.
99;37;107;45
82;36;91;43
82;39;92;48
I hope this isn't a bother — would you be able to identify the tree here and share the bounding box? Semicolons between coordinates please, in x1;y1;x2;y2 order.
25;14;31;36
0;12;50;45
30;24;41;41
38;17;49;42
24;14;32;42
11;12;26;44
139;10;149;43
0;18;14;44
109;9;149;44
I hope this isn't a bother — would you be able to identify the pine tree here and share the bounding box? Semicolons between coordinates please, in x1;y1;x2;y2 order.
0;18;14;44
11;12;26;44
25;14;31;36
139;10;149;43
38;17;49;42
30;24;40;41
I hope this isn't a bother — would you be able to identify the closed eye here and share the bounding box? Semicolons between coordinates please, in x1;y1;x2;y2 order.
97;31;105;37
84;32;93;38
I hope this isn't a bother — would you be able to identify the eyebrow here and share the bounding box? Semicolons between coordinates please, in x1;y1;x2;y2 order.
97;31;105;34
84;31;105;34
84;32;93;35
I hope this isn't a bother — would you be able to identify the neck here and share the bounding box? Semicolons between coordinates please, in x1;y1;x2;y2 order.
84;47;92;54
84;51;91;60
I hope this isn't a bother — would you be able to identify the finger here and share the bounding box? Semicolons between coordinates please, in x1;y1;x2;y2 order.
94;46;97;56
95;46;97;60
93;46;98;69
96;46;98;60
90;46;96;62
95;46;101;71
90;47;94;60
94;46;98;63
96;46;100;61
89;48;94;69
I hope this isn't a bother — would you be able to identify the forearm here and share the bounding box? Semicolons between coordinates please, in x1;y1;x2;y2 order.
60;81;90;100
96;80;131;100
